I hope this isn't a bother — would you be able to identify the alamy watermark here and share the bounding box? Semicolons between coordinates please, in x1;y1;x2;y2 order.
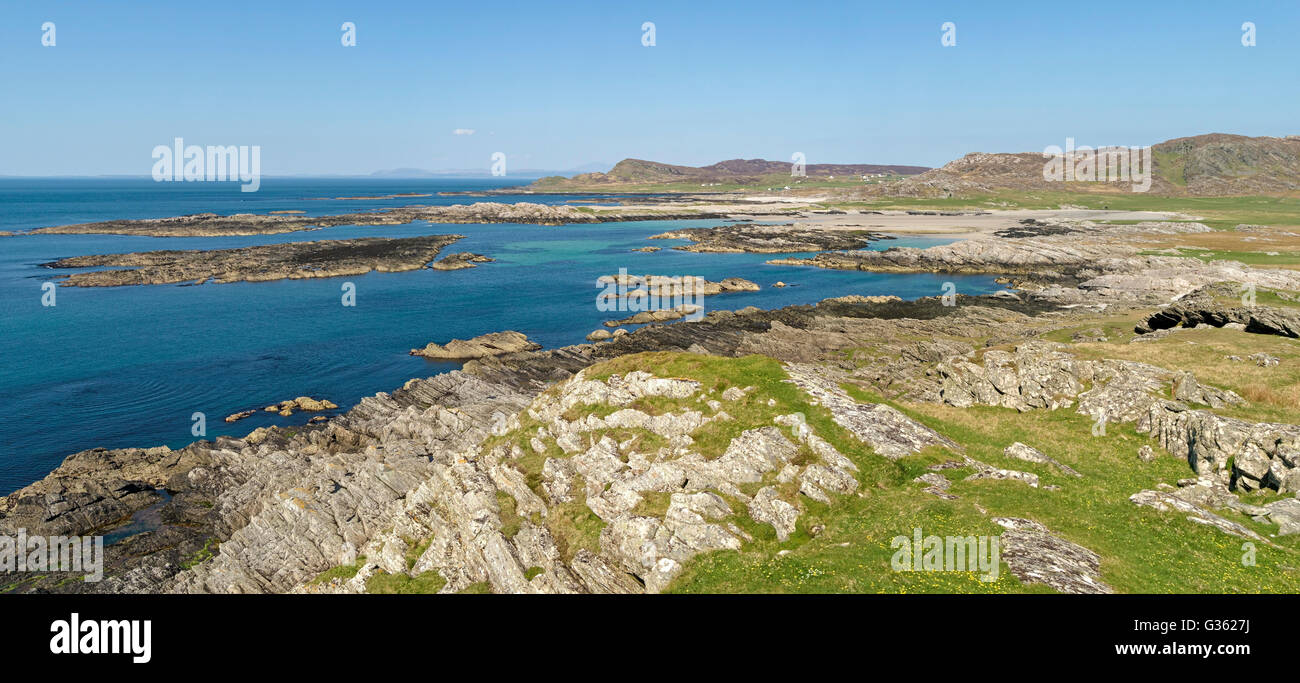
791;152;806;178
941;21;956;47
1240;282;1256;308
152;137;261;192
891;527;1000;582
1;529;104;582
1042;138;1152;192
597;269;706;321
941;281;957;306
50;613;151;664
1091;408;1108;437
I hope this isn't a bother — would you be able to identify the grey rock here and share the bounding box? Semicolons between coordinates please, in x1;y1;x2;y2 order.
747;487;799;542
993;517;1112;594
1003;442;1082;478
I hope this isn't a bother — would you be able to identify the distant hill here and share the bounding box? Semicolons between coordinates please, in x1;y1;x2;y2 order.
892;133;1300;197
531;158;929;189
527;135;1300;196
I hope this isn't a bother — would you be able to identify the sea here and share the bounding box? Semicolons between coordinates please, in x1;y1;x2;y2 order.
0;177;1000;494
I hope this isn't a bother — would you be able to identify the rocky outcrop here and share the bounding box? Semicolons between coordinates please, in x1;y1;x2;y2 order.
820;294;901;305
1135;283;1300;338
262;396;339;417
862;337;1298;494
0;301;921;594
783;364;960;459
17;201;754;238
1129;488;1270;543
410;331;541;360
227;397;338;422
650;223;882;253
914;472;957;499
603;304;703;327
594;274;760;328
430;252;494;270
19;202;735;237
1257;498;1300;536
771;221;1300;305
1003;443;1081;478
42;235;465;287
597;273;761;297
1137;401;1300;492
992;517;1112;594
308;367;866;594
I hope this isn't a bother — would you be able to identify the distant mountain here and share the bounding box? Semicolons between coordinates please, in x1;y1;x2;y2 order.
894;133;1300;196
531;158;929;189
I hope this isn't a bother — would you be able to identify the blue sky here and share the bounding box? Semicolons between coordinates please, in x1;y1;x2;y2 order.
1;0;1297;175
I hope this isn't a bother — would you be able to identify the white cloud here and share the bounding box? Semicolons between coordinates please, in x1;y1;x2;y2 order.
453;128;476;136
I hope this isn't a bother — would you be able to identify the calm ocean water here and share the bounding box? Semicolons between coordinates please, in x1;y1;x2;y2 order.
0;178;999;494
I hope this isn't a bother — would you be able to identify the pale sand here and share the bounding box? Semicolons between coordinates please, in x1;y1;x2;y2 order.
749;209;1186;241
564;196;1187;243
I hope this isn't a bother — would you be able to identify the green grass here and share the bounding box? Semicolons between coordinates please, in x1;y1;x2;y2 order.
308;555;366;585
585;352;903;487
369;349;1300;594
670;484;1046;593
366;570;448;594
1063;323;1300;426
1138;247;1300;268
837;382;1300;593
497;491;524;539
1153;149;1188;187
831;191;1300;229
406;536;433;570
579;351;1300;594
180;537;219;570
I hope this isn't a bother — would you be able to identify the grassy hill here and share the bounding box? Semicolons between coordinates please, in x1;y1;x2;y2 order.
890;133;1300;197
529;158;929;192
526;134;1300;197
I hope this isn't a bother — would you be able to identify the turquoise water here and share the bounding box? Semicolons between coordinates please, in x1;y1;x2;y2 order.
0;178;999;494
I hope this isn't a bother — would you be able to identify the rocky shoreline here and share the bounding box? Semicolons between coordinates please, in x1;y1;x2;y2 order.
4;276;1300;594
649;222;884;253
769;219;1300;304
42;234;467;287
7;206;1300;595
15;202;750;237
0;293;1049;594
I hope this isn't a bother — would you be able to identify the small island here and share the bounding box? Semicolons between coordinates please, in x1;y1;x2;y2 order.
42;234;469;287
410;331;541;359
